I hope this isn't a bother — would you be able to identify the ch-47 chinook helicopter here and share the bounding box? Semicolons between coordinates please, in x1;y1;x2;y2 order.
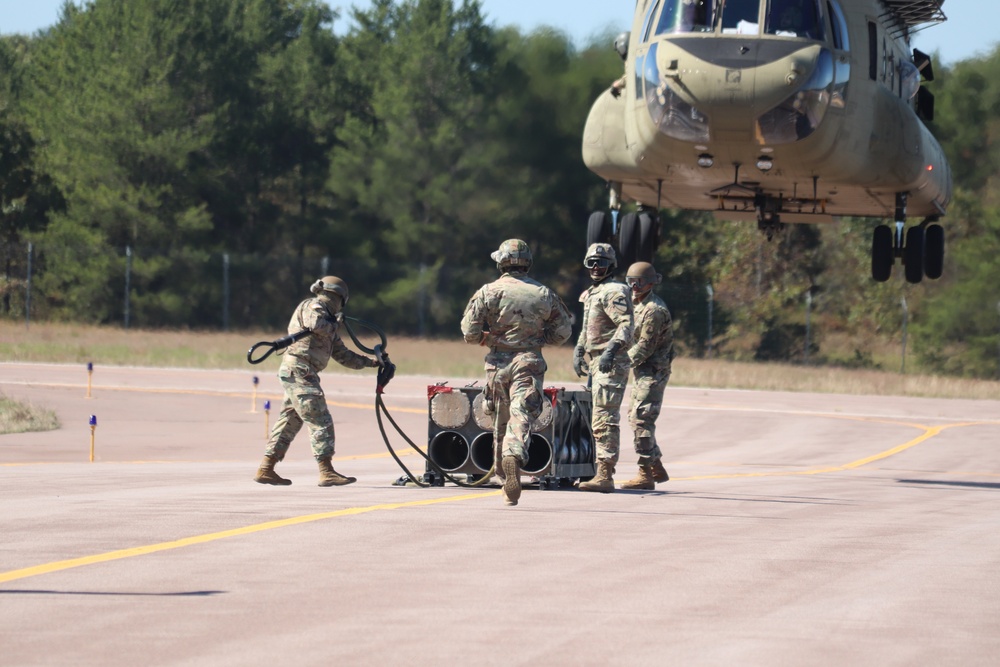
582;0;951;283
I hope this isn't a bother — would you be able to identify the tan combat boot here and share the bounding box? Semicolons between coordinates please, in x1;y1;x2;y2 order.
620;463;655;490
254;455;292;485
501;456;522;506
650;458;669;483
621;458;669;490
317;456;357;487
494;443;505;482
579;459;615;493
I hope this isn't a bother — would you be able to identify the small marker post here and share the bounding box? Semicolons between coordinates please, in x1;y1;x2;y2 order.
89;415;97;462
251;376;259;413
86;362;93;398
264;400;271;439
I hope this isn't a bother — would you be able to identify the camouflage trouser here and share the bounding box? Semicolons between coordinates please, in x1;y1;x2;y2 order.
264;357;335;460
485;350;546;465
628;367;670;462
587;354;629;463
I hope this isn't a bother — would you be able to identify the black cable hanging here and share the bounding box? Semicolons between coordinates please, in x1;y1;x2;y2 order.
248;318;494;488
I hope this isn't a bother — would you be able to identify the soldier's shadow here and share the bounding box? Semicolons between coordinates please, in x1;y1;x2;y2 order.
611;489;671;496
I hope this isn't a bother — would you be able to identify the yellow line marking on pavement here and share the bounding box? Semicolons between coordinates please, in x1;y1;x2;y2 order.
1;422;992;581
673;422;978;481
0;491;499;584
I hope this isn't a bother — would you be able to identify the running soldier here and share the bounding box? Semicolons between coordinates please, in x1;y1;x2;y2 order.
460;239;574;506
254;276;380;487
621;261;672;489
574;243;634;493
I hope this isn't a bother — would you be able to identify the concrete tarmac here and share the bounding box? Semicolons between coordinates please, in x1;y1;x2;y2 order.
2;362;1000;666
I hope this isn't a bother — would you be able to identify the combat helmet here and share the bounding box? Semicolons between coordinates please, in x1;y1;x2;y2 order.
310;275;349;306
584;243;617;267
584;243;617;282
626;261;661;296
491;239;532;272
614;32;629;60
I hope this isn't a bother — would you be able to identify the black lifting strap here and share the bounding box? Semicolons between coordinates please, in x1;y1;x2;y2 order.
376;392;496;489
247;318;490;488
247;329;312;364
247;315;392;372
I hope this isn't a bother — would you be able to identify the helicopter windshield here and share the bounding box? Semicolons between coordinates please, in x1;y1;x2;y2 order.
653;0;717;35
764;0;825;40
720;0;760;34
649;0;828;40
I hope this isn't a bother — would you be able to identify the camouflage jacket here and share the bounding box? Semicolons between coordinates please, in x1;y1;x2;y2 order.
628;292;674;372
460;272;573;351
576;279;634;354
284;297;371;373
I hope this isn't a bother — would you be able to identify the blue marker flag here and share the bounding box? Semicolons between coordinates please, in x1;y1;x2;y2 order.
253;375;259;385
89;415;97;426
264;400;271;411
87;362;93;372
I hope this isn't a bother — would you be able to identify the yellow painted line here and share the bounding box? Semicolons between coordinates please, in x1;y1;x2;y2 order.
839;424;949;469
672;422;975;481
0;490;499;584
3;420;992;584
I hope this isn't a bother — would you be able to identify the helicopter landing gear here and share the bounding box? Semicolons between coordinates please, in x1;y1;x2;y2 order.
585;181;660;268
757;216;784;241
923;220;945;280
587;211;613;247
872;224;894;282
870;193;945;284
618;209;658;267
755;195;784;241
585;208;660;268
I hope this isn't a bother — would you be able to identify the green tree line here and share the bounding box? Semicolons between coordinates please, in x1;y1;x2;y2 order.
1;0;998;378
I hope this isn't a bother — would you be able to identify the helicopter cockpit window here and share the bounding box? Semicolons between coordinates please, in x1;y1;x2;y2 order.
826;0;849;50
764;0;824;40
720;0;760;35
653;0;717;35
641;0;663;42
899;60;920;99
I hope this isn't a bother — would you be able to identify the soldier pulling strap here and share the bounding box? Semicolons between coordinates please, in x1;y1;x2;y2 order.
248;318;493;487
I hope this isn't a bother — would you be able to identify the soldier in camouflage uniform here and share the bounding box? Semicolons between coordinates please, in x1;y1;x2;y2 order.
574;243;634;493
621;261;673;490
254;276;380;487
460;239;573;506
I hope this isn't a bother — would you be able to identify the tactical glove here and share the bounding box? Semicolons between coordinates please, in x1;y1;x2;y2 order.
598;341;622;373
573;345;588;378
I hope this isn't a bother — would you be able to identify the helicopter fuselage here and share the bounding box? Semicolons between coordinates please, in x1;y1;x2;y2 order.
582;0;951;224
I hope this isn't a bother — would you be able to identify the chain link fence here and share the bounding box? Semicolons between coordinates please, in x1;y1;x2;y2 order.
5;239;988;375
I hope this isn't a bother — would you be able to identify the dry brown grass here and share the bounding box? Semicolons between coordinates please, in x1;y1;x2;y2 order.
3;320;999;401
0;392;60;435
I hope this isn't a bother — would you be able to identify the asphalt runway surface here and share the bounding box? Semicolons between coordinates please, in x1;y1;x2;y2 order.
2;361;1000;666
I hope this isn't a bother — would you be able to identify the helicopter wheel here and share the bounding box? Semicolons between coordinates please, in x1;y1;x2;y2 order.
923;224;944;280
636;211;658;262
871;225;893;282
618;212;640;269
904;226;925;284
586;211;613;248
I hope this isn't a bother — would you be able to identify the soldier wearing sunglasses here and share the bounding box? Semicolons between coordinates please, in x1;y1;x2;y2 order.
574;243;634;493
